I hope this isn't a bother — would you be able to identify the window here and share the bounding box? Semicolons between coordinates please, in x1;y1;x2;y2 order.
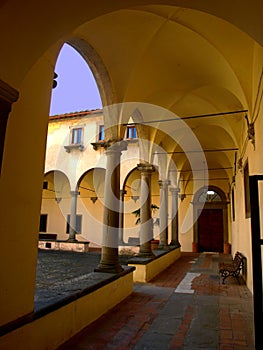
71;127;83;144
39;214;48;232
66;214;82;234
43;181;48;190
98;125;105;141
126;125;137;139
65;127;84;152
198;190;222;202
244;162;251;218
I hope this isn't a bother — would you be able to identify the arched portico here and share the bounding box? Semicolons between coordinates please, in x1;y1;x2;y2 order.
77;167;105;245
121;165;160;245
41;170;71;240
2;1;263;348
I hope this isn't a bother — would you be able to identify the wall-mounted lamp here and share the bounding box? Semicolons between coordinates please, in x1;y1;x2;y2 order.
245;114;255;149
179;193;186;201
237;158;243;172
53;72;58;89
131;195;139;203
90;196;98;204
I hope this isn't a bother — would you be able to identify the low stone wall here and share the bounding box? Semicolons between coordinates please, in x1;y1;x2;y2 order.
118;245;139;255
128;247;181;282
0;267;135;350
38;240;90;252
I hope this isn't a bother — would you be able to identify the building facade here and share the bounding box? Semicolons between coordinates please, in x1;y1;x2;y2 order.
41;109;232;256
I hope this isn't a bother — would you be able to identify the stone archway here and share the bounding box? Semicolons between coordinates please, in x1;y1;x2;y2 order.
121;166;160;244
40;170;71;240
77;167;106;245
192;186;229;253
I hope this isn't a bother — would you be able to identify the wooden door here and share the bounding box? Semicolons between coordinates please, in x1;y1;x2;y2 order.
198;209;223;252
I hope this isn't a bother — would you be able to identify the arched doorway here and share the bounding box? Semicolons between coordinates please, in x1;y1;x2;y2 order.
193;186;229;253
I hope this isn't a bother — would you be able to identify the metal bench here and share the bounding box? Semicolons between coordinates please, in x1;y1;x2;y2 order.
219;251;245;284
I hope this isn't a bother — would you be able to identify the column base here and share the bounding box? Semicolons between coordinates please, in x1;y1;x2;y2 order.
96;247;124;273
67;238;78;243
157;244;170;250
136;251;155;259
94;263;124;274
192;242;198;252
224;242;231;254
170;241;181;248
151;239;159;250
138;241;155;258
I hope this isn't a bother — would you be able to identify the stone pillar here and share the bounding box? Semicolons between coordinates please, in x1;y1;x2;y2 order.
0;79;19;174
170;187;180;247
118;189;127;244
137;163;155;258
96;140;127;273
68;190;79;242
158;180;170;249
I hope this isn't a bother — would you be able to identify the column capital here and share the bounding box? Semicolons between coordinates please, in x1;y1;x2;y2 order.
170;187;180;194
104;138;127;153
70;190;80;196
137;162;155;174
158;180;170;188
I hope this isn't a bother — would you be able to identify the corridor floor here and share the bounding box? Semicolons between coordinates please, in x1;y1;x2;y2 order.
56;252;255;350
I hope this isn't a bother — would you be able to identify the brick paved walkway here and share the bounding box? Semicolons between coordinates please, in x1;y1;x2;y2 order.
55;252;255;350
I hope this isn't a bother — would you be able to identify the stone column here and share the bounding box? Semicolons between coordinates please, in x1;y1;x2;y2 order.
118;189;127;244
68;190;79;242
158;180;170;249
137;163;155;258
96;140;127;273
170;187;180;247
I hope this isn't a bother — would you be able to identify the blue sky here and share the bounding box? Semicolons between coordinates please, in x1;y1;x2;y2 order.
49;44;102;116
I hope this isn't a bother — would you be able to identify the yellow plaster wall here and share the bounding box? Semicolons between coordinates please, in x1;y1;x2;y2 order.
0;56;54;326
230;105;263;292
0;271;134;350
41;198;71;240
231;117;263;292
231;170;253;291
178;195;193;252
45;116;106;186
129;247;181;282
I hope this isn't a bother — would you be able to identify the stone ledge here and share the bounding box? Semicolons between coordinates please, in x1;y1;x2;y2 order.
0;267;135;350
128;248;171;265
35;266;135;315
128;247;181;282
38;240;90;252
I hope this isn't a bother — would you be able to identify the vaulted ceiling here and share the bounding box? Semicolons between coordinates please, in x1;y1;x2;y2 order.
1;0;263;192
68;4;261;190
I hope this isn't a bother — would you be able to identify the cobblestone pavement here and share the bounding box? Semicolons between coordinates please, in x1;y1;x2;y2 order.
35;249;131;311
36;251;255;349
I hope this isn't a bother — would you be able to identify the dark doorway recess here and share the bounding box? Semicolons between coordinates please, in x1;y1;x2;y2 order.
198;209;223;252
248;175;263;350
193;186;229;253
